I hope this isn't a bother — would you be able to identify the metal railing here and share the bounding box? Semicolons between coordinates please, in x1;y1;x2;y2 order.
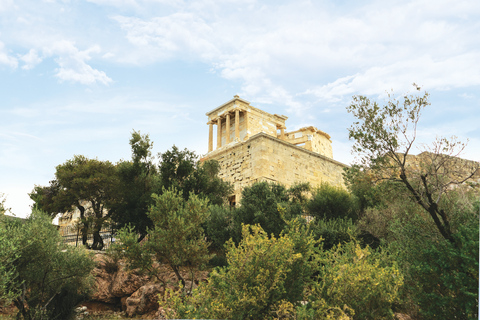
61;226;116;250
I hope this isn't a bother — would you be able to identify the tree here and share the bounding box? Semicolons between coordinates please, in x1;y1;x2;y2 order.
346;85;479;246
1;210;94;320
112;188;212;288
235;181;305;238
307;183;359;222
158;146;232;206
110;130;160;240
31;155;119;250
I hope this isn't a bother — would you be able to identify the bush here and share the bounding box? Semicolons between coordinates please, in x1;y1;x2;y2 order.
1;210;94;320
315;241;404;320
112;188;212;287
203;205;236;252
389;204;479;319
162;220;319;320
307;183;359;222
310;217;358;250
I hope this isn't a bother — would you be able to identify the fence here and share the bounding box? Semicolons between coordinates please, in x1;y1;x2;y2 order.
61;225;116;250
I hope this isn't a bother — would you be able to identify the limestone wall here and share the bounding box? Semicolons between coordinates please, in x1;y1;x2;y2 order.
204;133;347;202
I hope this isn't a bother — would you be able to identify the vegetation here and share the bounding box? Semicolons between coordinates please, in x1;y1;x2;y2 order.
111;130;160;241
0;210;94;320
30;156;119;250
346;86;479;319
110;188;212;288
162;220;320;320
3;86;479;319
346;84;479;246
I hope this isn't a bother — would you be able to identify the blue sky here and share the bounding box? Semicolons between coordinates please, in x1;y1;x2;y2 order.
1;0;479;217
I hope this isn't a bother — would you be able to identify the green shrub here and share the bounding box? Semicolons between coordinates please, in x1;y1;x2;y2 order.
315;241;404;320
1;210;94;320
389;206;479;320
307;183;359;222
311;217;358;250
235;182;290;238
112;188;212;287
162;220;319;320
203;204;236;252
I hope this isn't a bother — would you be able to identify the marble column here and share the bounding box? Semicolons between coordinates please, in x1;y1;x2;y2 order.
235;109;240;140
226;113;231;144
244;110;249;140
216;117;222;149
208;122;213;152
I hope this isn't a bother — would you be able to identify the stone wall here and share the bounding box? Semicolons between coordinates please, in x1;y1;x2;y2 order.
284;126;333;158
204;132;347;203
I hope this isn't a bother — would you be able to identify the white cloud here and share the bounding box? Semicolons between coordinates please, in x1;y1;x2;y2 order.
305;52;480;102
108;0;480;113
113;12;220;63
0;0;14;12
2;0;480;102
0;41;18;68
20;49;42;70
44;41;113;85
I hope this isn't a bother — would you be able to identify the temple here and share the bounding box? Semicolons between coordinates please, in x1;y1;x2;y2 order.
201;95;347;205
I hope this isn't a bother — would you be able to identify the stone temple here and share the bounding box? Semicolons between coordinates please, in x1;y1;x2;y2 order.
201;95;347;206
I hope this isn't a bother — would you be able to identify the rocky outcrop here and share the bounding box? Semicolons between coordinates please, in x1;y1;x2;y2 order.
125;284;165;317
88;253;209;318
91;254;150;304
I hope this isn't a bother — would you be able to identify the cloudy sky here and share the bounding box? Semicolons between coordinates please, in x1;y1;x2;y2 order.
1;0;479;217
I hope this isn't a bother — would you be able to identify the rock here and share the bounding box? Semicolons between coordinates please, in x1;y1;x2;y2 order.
395;313;413;320
74;306;87;313
90;254;148;304
91;274;117;304
120;296;128;312
111;268;149;298
125;284;165;317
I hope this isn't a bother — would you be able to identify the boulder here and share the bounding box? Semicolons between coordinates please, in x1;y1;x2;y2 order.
125;284;165;317
111;268;149;298
90;254;148;304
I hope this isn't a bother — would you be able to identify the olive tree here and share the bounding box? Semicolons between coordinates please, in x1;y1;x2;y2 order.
346;85;479;246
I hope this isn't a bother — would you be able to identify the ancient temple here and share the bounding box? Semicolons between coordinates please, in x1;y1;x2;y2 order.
201;95;347;205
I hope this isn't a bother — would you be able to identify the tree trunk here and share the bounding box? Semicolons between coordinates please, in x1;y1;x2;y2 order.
91;230;104;250
171;264;185;288
77;205;90;249
91;220;104;251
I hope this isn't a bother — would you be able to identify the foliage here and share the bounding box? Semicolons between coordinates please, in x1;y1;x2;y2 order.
110;131;160;240
343;165;387;213
347;84;479;245
1;210;94;320
203;205;233;252
158;146;232;206
0;209;19;306
306;183;359;222
112;188;212;287
310;217;358;250
162;220;320;320
235;182;304;239
388;200;479;319
315;241;404;320
30;155;119;250
0;193;10;216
